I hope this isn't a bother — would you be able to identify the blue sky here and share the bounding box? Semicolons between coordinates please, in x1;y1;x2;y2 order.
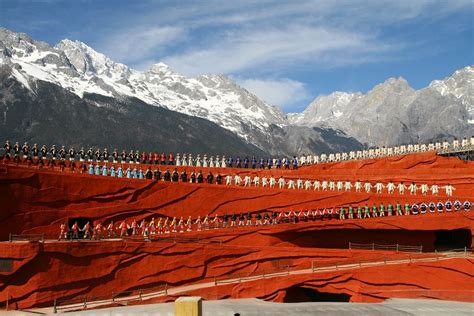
1;0;473;112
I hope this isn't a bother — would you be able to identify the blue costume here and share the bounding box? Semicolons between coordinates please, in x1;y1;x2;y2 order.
94;165;100;175
102;166;108;176
88;164;94;175
138;169;144;179
117;167;123;178
126;168;131;178
110;166;115;177
132;168;137;179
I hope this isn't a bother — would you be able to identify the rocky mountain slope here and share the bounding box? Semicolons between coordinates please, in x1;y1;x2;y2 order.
290;66;473;146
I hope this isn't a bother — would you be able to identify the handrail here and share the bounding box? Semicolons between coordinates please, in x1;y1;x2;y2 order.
348;242;423;253
9;233;44;242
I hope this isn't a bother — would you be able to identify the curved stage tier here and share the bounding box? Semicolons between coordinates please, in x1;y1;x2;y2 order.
0;152;473;309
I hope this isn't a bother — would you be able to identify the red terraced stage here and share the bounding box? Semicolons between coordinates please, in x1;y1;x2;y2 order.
0;152;473;309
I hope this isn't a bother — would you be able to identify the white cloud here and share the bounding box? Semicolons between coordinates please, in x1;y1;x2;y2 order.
98;26;185;65
238;77;312;111
163;25;385;76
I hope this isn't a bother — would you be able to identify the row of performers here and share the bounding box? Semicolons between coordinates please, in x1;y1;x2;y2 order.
3;141;299;169
59;200;470;240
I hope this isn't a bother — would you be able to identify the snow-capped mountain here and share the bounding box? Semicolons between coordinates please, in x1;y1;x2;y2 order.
1;27;471;153
1;28;286;144
290;67;473;146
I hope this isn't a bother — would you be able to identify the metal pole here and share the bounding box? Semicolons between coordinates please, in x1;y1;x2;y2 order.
372;243;375;250
53;299;57;314
464;246;467;258
396;244;399;252
349;242;351;249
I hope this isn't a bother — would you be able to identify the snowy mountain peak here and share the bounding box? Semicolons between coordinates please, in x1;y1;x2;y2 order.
56;38;131;80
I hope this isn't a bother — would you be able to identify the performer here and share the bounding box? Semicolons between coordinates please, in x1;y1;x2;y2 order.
375;182;384;194
186;216;193;232
398;182;406;195
246;212;253;226
278;177;285;189
431;184;439;196
305;180;312;190
372;204;378;217
436;201;444;212
195;216;202;231
445;200;453;212
130;219;138;236
339;206;346;220
255;213;262;226
364;205;370;218
355;180;362;193
408;182;417;195
421;183;429;196
344;181;352;192
93;222;104;240
244;175;252;187
387;203;393;216
253;176;260;187
287;179;296;189
263;212;270;225
222;214;228;228
59;221;69;240
379;203;385;217
148;217;156;237
107;221;116;238
71;221;80;239
82;221;92;239
119;220;129;237
234;175;242;186
238;213;245;226
429;202;436;213
171;217;177;233
453;200;462;211
230;213;237;227
444;184;455;197
411;204;419;215
262;177;269;188
164;217;170;234
420;202;427;214
202;215;209;230
225;175;232;185
404;203;411;215
364;181;372;193
271;211;278;224
156;218;163;234
211;214;220;229
357;206;362;219
269;176;276;188
464;200;471;211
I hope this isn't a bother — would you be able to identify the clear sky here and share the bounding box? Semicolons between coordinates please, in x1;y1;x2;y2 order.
1;0;473;112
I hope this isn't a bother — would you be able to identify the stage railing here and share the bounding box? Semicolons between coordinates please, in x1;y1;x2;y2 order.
8;233;44;242
348;242;423;253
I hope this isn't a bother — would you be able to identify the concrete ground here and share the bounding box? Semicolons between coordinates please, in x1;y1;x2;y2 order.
2;298;473;316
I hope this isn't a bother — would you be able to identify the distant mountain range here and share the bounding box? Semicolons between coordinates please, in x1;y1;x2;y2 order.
0;27;472;155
